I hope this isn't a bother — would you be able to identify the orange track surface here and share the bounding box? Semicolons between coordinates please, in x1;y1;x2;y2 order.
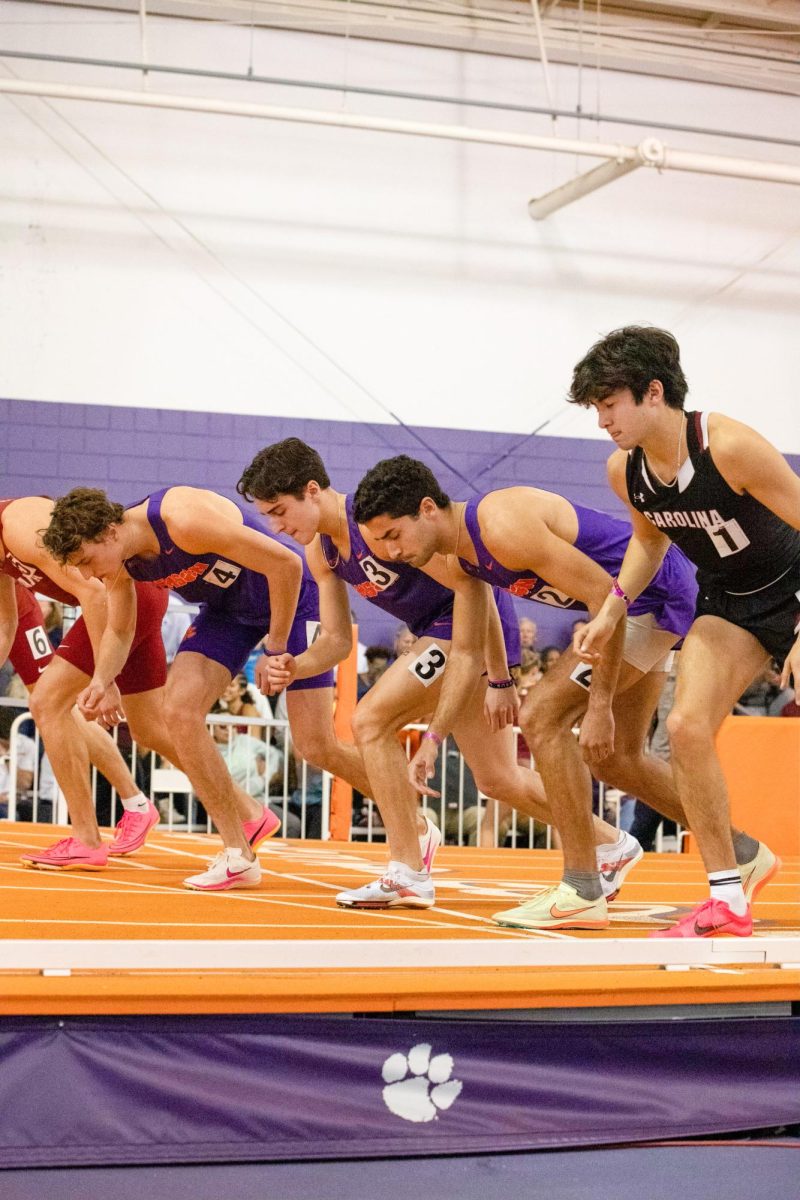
1;823;799;1016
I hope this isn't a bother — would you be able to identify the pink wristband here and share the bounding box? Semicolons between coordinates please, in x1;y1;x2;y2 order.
610;578;630;607
423;730;442;746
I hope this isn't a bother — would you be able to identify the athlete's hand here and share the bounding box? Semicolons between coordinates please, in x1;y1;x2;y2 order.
780;637;800;702
573;610;621;663
579;703;615;763
408;739;441;798
258;652;296;695
77;678;125;726
484;683;520;731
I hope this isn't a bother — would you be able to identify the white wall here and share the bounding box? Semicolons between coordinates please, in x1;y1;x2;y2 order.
2;2;799;448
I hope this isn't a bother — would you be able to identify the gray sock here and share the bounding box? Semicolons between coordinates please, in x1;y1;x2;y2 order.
732;830;759;866
562;870;603;902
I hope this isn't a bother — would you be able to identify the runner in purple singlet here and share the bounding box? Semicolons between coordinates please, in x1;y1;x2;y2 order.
43;485;366;892
352;455;775;932
237;439;631;910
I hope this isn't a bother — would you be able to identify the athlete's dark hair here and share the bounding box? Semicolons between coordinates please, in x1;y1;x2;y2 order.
353;457;450;524
42;488;126;564
569;326;688;410
237;438;330;502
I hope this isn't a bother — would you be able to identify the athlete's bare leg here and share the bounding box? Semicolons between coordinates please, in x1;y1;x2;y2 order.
351;639;448;871
160;652;259;857
28;657;142;847
520;646;618;874
666;616;769;875
285;687;372;796
353;637;622;871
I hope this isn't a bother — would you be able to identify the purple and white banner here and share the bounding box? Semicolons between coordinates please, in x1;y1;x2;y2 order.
0;1014;798;1168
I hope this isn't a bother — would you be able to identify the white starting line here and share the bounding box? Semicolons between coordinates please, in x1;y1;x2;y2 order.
2;936;800;973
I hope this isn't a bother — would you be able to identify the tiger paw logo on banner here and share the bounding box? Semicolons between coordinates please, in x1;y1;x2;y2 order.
381;1042;462;1123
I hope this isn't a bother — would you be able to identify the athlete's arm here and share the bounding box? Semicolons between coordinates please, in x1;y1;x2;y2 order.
407;568;493;797
165;488;303;654
481;493;623;749
712;415;800;699
76;572;137;725
265;537;352;690
0;575;18;668
710;414;800;529
574;451;671;663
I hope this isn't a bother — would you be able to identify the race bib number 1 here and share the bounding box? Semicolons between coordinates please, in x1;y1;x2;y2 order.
409;643;448;687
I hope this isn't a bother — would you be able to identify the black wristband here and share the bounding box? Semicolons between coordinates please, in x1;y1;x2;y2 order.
488;678;514;689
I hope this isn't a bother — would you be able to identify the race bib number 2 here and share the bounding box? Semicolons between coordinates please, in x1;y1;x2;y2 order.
408;643;448;688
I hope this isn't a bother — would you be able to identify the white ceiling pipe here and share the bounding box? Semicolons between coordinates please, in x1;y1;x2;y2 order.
0;77;637;161
2;77;800;194
529;156;641;220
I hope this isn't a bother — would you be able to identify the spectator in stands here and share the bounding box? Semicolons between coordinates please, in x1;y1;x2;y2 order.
357;645;391;700
219;673;263;734
519;617;537;652
539;645;561;674
39;598;64;651
160;598;194;664
0;705;36;818
391;623;416;659
735;661;794;717
210;705;296;835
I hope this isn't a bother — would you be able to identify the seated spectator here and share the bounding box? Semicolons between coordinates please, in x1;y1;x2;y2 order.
0;704;36;819
735;661;793;716
391;623;417;659
539;645;561;675
161;598;194;664
357;645;391;699
38;597;65;651
219;673;263;735
519;648;542;679
210;706;283;799
519;617;537;653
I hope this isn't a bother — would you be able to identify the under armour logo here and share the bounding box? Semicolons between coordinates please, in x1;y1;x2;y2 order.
634;493;646;503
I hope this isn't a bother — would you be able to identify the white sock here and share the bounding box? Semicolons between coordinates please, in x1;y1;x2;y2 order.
388;859;429;882
121;793;150;814
595;830;629;855
709;869;748;916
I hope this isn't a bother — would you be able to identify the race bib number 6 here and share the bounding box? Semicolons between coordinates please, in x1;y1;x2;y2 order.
408;642;448;688
26;625;51;661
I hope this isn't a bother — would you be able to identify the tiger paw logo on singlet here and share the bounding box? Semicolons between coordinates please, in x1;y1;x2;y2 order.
381;1043;462;1123
508;578;539;598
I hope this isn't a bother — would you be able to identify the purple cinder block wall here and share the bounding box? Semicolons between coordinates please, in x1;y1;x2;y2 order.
8;397;797;651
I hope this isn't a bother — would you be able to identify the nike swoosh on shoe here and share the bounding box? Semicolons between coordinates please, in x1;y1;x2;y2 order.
549;903;596;919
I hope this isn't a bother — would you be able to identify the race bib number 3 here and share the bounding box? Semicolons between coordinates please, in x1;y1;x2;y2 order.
408;642;448;687
203;560;242;589
359;556;400;592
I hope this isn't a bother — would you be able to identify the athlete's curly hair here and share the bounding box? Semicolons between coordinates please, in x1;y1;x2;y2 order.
237;438;331;502
42;488;125;563
569;325;688;410
353;457;450;525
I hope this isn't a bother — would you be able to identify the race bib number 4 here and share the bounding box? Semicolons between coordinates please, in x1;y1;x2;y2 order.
203;560;242;589
408;642;448;687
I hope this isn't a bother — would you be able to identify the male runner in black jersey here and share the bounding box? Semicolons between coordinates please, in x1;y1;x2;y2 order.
569;326;798;938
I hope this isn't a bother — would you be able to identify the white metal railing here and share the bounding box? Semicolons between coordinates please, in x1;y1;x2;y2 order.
0;697;680;850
